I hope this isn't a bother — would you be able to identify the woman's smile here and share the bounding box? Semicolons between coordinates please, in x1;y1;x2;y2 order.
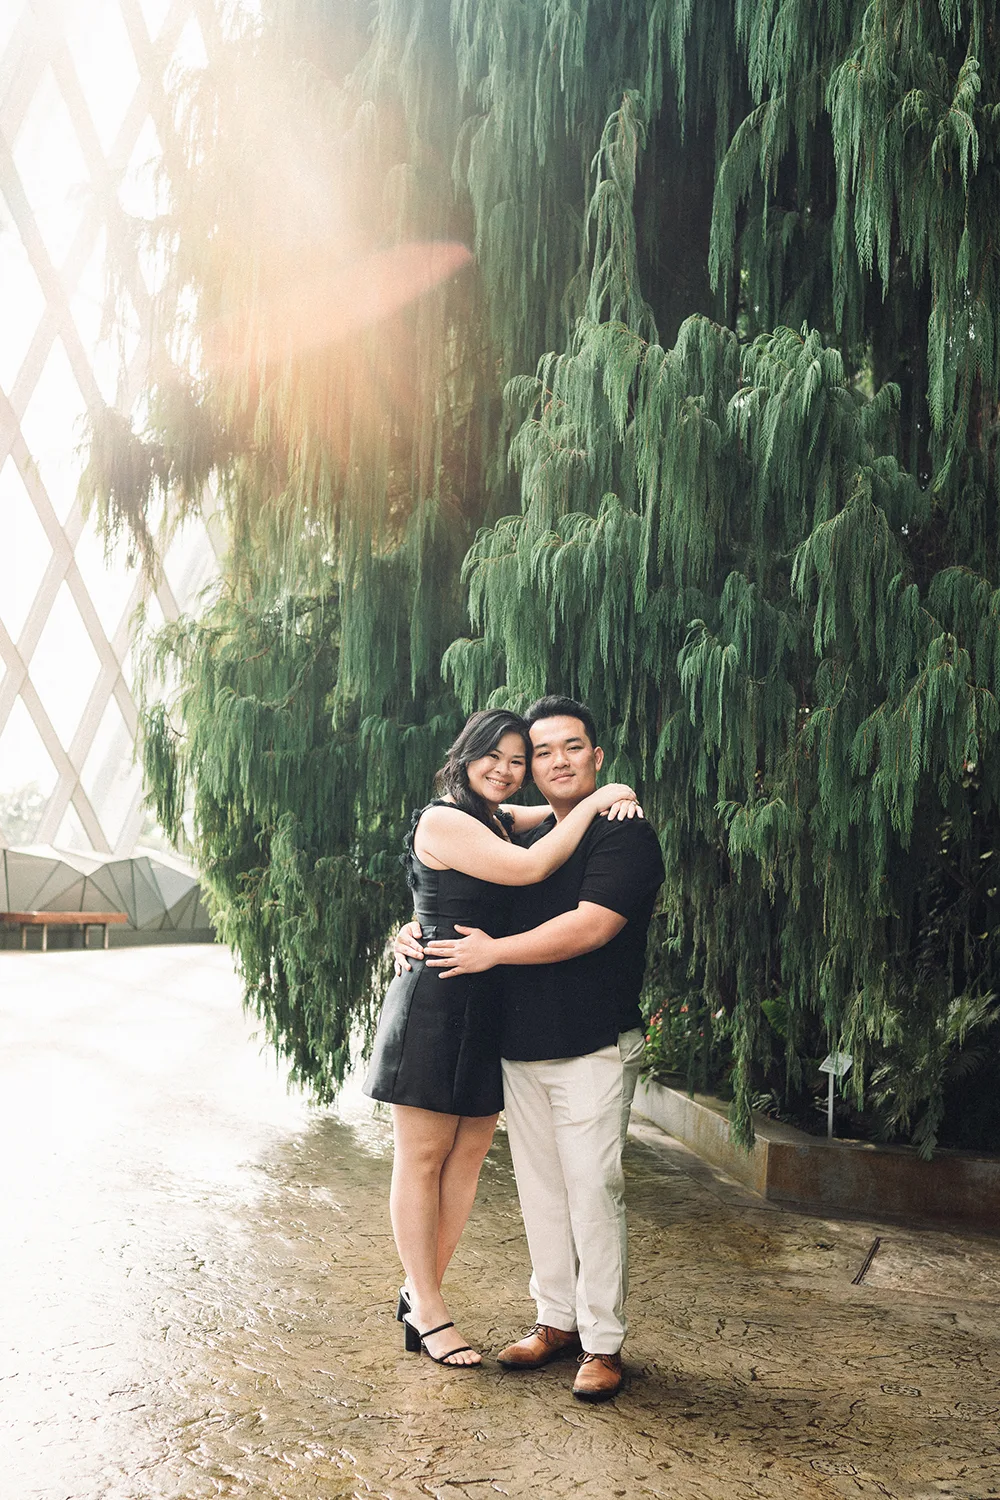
465;731;528;807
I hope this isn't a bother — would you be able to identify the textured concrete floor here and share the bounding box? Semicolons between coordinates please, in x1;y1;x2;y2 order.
2;945;999;1500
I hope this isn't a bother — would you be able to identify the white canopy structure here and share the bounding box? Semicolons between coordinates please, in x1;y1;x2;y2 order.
0;844;213;937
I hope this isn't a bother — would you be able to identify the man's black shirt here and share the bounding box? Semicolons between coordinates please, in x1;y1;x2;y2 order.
500;814;665;1062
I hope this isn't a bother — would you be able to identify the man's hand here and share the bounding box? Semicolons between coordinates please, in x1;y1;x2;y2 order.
392;920;425;975
424;925;498;977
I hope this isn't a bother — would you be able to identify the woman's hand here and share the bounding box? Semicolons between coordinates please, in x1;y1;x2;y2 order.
392;920;425;976
424;925;497;977
591;781;638;813
604;795;644;821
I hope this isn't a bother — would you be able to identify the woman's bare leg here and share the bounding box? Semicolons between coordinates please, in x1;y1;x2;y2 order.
389;1104;481;1364
435;1113;498;1284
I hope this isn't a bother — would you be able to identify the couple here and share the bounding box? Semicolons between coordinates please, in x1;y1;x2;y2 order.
363;695;664;1402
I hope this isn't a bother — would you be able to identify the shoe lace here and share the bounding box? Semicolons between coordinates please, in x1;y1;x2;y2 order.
528;1323;576;1345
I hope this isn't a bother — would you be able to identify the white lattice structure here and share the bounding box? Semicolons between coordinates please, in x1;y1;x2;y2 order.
0;0;222;855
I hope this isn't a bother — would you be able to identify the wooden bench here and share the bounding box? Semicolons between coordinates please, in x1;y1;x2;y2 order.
1;911;129;951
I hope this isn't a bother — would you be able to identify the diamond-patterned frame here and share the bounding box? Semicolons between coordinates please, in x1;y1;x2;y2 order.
0;0;223;854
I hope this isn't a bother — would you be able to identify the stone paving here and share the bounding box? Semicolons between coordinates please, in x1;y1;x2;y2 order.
2;945;999;1500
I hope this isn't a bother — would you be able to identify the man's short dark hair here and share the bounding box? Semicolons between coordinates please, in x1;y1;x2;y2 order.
524;695;599;748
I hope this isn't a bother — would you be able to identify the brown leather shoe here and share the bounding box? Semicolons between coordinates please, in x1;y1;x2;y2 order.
572;1351;623;1402
496;1324;582;1369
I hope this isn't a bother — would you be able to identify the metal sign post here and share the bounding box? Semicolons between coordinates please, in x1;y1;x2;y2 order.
819;1052;853;1138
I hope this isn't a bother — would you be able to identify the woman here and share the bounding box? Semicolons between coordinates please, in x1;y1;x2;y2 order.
364;708;637;1367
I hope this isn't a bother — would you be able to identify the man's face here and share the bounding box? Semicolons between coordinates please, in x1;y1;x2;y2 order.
528;715;604;807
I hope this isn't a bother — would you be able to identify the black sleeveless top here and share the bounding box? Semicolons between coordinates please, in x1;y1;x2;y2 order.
362;801;512;1116
404;800;514;942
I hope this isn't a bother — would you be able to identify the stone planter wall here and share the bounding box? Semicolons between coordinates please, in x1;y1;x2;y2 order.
633;1078;1000;1230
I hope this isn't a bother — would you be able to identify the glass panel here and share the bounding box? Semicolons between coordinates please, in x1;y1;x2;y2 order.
161;513;218;610
168;14;208;78
80;695;140;848
135;0;173;44
119;117;169;297
70;230;118;404
135;228;168;300
78;266;141;404
137;804;174;852
53;799;91;852
18;336;89;522
113;283;141;380
124;591;164;692
0;697;58;846
118;116;164;221
0;3;27;58
27;581;102;746
10;65;91;270
73;524;140;640
0;456;53;643
65;0;141;156
0;194;47;395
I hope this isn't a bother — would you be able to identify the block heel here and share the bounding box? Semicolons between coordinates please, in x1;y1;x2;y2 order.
403;1315;423;1353
402;1315;478;1366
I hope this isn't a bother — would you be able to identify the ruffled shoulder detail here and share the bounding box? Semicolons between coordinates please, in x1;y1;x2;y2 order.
401;803;427;889
401;799;514;884
401;799;474;888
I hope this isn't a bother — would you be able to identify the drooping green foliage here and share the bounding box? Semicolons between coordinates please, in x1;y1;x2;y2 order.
88;0;1000;1152
83;0;497;1098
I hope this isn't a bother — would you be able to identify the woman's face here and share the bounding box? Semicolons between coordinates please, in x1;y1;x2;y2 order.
465;730;528;809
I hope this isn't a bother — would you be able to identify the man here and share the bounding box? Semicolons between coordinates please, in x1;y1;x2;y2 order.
396;696;665;1401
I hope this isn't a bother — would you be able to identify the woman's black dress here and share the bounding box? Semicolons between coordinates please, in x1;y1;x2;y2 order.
363;802;512;1117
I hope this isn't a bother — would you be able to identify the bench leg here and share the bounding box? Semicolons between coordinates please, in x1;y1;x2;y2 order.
21;924;26;950
41;923;47;952
103;923;109;950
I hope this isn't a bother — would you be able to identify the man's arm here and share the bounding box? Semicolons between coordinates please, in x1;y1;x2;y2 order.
423;901;626;977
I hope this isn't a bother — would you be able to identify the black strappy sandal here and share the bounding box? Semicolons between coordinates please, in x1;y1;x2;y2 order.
395;1286;411;1322
403;1315;479;1366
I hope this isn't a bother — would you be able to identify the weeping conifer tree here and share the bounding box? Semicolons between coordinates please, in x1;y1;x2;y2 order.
88;0;1000;1152
84;0;513;1097
445;0;1000;1153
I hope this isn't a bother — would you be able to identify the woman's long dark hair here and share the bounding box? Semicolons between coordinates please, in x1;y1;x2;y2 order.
434;709;530;827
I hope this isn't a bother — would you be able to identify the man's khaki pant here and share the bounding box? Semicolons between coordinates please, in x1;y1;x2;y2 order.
501;1028;645;1355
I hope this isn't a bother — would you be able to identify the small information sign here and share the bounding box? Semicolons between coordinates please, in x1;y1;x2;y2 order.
820;1052;853;1137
